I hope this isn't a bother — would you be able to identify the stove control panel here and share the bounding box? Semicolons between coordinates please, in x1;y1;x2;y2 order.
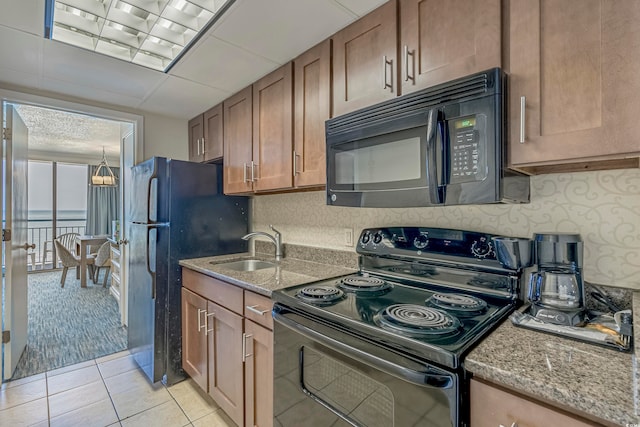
357;226;498;261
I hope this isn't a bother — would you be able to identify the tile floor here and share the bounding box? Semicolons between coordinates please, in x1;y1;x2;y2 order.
0;350;237;427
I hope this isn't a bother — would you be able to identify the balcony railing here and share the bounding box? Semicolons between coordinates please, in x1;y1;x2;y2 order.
26;220;86;270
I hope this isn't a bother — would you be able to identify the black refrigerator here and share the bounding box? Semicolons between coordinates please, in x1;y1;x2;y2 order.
127;157;249;385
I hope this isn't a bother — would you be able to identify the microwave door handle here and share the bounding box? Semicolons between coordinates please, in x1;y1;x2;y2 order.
426;109;444;204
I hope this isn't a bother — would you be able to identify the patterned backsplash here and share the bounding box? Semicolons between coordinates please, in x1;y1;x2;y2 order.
252;169;640;289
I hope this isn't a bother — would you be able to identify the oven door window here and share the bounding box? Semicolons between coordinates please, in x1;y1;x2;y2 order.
293;345;454;427
329;127;427;192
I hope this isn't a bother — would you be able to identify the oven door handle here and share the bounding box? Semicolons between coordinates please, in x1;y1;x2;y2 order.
274;311;454;389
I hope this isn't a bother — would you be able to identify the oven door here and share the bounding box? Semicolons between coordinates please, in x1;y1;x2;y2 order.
274;306;459;427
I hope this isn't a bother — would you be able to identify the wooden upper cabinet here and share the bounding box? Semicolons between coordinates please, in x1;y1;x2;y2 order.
188;114;204;162
252;63;294;192
332;0;398;116
294;39;331;188
223;86;253;195
399;0;501;94
203;104;223;162
508;0;640;172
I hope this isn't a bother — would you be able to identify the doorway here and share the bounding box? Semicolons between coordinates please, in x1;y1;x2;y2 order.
1;90;141;382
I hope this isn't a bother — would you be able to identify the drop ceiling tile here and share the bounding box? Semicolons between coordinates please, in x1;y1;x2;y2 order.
211;0;357;63
170;36;279;94
42;39;166;100
39;74;147;110
0;26;43;79
138;76;230;119
0;0;46;36
333;0;389;17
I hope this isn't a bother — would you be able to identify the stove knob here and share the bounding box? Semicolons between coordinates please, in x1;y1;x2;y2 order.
471;239;492;258
372;232;383;244
361;232;371;244
413;234;429;249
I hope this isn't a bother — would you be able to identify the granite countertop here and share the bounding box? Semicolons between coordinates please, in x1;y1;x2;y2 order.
465;291;640;426
179;252;357;297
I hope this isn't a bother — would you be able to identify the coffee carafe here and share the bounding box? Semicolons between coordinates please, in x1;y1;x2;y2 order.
528;233;587;326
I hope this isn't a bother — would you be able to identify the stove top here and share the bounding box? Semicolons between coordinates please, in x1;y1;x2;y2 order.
272;227;522;369
275;272;515;368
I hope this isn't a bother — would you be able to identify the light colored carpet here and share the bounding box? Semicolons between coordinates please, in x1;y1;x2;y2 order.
11;270;127;380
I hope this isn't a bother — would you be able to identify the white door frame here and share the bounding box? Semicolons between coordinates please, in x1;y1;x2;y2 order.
0;89;143;361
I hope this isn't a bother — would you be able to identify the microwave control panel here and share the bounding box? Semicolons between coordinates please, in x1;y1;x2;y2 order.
449;114;487;184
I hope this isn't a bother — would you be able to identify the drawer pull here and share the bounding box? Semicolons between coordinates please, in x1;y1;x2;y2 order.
246;304;269;316
499;423;517;427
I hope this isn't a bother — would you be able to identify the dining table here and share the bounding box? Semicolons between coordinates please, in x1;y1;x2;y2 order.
75;234;109;288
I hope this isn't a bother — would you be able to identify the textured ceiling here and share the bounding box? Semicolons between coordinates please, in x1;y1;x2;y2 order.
15;104;122;163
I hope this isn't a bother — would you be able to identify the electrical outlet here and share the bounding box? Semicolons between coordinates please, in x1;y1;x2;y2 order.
344;228;354;247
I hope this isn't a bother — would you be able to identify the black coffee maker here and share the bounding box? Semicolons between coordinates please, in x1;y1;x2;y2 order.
528;233;587;326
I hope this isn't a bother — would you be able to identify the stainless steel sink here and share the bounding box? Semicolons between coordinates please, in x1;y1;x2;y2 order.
213;259;277;272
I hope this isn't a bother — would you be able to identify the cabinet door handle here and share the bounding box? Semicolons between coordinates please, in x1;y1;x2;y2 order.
197;309;206;332
242;333;253;362
246;304;269;316
403;45;414;82
499;423;518;427
519;96;526;143
243;163;248;183
200;138;205;155
205;312;215;336
293;150;300;176
251;161;257;182
382;55;393;90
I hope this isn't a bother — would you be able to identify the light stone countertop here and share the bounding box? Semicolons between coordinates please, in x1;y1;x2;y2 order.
179;252;357;297
465;291;640;426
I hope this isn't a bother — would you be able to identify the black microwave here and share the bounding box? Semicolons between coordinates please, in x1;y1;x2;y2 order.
325;68;530;208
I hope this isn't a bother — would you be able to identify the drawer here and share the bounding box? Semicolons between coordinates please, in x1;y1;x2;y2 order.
182;268;243;314
244;291;273;330
470;379;598;427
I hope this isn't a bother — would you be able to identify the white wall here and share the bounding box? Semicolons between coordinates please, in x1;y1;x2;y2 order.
142;113;188;161
253;169;640;290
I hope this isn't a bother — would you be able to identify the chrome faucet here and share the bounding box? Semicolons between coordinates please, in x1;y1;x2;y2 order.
242;225;283;261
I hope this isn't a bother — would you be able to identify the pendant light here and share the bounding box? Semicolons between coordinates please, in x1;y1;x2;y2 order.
91;147;117;187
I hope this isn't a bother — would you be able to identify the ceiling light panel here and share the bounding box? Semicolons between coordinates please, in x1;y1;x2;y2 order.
47;0;233;72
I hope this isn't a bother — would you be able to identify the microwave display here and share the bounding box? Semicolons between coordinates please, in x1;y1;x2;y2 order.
449;114;487;184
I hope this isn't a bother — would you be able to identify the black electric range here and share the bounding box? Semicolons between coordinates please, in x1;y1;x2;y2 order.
273;227;521;369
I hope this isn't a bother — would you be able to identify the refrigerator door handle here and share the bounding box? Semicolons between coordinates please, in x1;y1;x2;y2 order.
145;223;169;299
146;162;158;223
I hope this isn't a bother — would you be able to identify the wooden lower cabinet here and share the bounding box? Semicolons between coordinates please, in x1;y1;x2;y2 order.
182;268;274;427
244;319;273;427
181;288;208;391
208;300;244;426
470;379;600;427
